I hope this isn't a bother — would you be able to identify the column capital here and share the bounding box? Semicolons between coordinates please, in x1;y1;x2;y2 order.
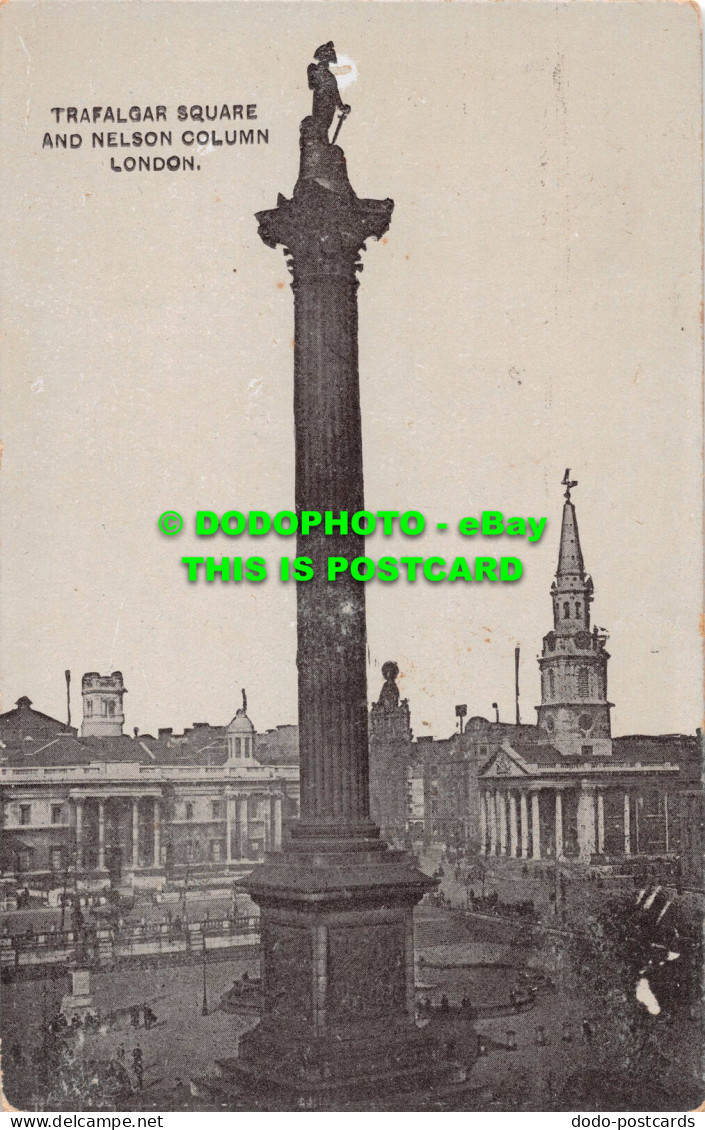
256;180;393;283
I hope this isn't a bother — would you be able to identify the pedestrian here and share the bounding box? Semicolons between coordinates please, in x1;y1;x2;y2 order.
130;1005;140;1028
132;1046;143;1088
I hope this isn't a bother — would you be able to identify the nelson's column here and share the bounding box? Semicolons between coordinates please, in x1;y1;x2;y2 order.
226;44;447;1105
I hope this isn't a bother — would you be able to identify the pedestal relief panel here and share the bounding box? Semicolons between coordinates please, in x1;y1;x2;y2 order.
326;923;406;1022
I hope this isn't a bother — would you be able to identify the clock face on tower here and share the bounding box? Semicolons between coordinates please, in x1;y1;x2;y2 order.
578;713;593;733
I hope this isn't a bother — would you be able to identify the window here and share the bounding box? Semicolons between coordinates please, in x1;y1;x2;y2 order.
19;804;31;825
548;670;555;698
50;848;63;871
211;841;222;862
107;700;116;717
185;802;194;821
581;744;593;757
86;699;93;716
211;800;223;819
51;804;63;825
563;602;570;619
577;667;589;698
101;698;108;715
575;602;581;617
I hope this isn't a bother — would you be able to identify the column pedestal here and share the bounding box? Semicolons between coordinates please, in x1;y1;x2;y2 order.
231;847;439;1104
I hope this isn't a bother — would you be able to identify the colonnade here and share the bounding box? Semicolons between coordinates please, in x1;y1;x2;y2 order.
72;791;284;873
478;785;632;861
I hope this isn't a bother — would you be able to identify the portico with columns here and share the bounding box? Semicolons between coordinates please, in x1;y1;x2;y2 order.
477;745;683;862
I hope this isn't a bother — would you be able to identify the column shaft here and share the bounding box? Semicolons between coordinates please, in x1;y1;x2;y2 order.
239;797;249;859
498;792;507;855
520;792;529;858
98;799;105;871
531;792;541;859
132;799;139;868
293;275;370;836
226;794;232;863
597;791;605;854
555;791;563;859
153;798;161;868
274;796;283;850
488;791;497;855
508;791;518;858
479;791;487;855
577;789;596;860
75;799;84;871
624;793;631;855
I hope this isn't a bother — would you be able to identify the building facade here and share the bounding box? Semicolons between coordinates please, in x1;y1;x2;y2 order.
2;481;701;895
366;482;703;887
0;692;299;895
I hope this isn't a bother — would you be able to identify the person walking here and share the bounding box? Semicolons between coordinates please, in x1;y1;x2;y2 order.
132;1046;143;1089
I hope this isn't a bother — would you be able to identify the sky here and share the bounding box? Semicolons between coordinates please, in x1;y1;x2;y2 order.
1;0;702;741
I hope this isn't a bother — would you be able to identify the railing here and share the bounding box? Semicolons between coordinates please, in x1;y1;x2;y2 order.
0;914;261;975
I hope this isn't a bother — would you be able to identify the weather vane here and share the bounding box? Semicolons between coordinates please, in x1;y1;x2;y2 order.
561;467;578;501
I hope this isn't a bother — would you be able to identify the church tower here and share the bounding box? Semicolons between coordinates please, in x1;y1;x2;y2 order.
536;473;613;757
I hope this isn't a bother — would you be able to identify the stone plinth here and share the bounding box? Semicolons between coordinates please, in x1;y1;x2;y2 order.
61;968;97;1022
227;848;442;1104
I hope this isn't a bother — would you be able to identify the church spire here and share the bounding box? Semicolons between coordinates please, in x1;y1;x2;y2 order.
556;470;585;578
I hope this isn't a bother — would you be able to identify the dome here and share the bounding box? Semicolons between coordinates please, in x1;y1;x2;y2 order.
227;708;254;735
